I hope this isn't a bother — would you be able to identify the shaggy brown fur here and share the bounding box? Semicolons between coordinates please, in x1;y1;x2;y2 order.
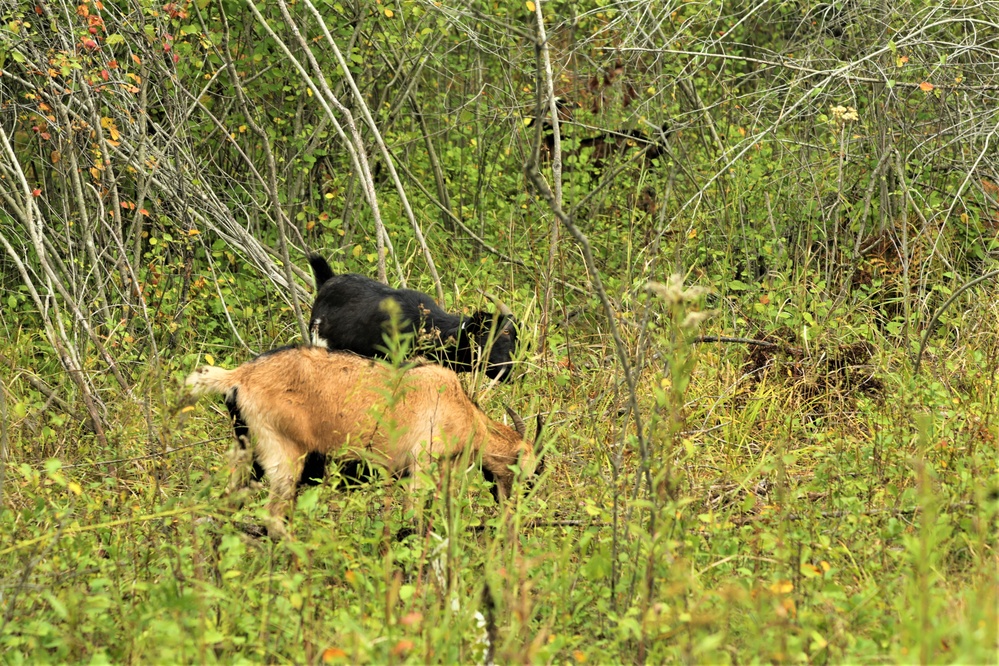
185;347;539;537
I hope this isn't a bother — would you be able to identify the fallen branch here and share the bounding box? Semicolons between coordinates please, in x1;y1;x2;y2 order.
694;335;783;348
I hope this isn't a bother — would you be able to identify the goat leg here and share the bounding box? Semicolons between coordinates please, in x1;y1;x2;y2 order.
226;440;256;500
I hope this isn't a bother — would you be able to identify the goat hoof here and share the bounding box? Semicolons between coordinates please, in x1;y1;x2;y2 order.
264;518;290;540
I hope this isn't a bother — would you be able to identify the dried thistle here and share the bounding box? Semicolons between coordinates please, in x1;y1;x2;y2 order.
645;275;710;307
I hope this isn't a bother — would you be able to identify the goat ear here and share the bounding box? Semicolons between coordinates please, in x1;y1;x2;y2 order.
530;418;546;479
468;310;518;334
463;310;490;335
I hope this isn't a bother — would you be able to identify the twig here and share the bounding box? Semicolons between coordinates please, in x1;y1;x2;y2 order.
513;502;976;531
694;336;804;356
387;148;587;296
0;353;75;415
216;7;308;342
58;437;228;469
694;335;782;348
612;47;999;92
913;269;999;375
0;505;209;557
0;377;6;510
729;502;975;527
466;518;606;532
302;0;443;299
525;519;605;528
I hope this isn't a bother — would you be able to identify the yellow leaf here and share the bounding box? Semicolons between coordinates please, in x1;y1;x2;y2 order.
526;0;536;10
800;563;821;578
781;596;797;617
769;579;794;594
384;8;393;17
68;482;82;495
919;81;934;92
205;354;215;366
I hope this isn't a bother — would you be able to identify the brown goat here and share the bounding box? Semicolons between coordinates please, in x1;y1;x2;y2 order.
185;346;540;537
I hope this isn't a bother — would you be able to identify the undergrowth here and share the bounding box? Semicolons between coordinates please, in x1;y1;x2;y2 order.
1;264;997;664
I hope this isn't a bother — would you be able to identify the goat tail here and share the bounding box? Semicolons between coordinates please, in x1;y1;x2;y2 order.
185;365;238;398
307;254;335;290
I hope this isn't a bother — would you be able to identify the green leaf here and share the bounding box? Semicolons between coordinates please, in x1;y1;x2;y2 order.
727;279;750;291
43;593;68;620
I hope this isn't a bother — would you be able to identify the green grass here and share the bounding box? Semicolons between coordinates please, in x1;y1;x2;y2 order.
1;276;997;664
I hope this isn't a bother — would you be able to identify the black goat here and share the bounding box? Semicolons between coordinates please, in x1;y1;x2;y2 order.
526;97;581;157
528;113;670;173
307;255;518;381
575;123;671;170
